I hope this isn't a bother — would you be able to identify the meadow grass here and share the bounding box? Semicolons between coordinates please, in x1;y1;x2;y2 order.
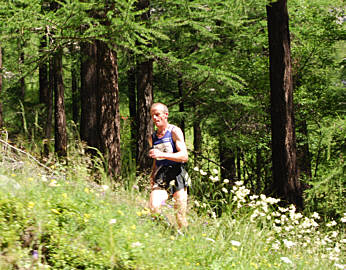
0;144;344;269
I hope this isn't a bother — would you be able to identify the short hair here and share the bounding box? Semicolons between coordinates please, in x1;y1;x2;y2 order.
151;102;169;114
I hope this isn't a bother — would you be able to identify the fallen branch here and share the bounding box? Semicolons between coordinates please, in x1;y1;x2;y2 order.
0;138;55;175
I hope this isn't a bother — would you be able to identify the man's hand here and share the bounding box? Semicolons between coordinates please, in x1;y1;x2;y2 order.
149;148;164;159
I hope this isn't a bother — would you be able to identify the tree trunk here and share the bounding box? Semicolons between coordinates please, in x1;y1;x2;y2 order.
135;0;153;172
266;0;303;209
178;76;185;137
128;61;137;161
0;46;3;128
80;41;99;149
136;59;153;172
39;34;49;104
54;50;67;157
71;52;79;125
219;137;236;181
193;119;202;166
43;53;54;156
97;41;121;178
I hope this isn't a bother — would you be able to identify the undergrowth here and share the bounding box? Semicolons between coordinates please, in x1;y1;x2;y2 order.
0;139;344;270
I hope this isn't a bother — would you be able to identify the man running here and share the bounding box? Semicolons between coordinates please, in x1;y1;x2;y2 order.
148;102;189;229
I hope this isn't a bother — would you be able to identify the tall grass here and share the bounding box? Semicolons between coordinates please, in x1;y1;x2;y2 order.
0;139;344;269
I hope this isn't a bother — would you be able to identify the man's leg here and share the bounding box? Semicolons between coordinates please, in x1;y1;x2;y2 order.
173;188;188;229
149;189;168;214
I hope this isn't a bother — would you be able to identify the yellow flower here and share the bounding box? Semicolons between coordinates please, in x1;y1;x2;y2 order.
117;210;124;216
136;211;142;217
28;201;35;209
62;193;67;198
131;225;136;230
84;188;90;194
170;236;175;240
51;208;60;214
11;173;16;177
232;247;238;251
202;233;207;237
27;177;34;181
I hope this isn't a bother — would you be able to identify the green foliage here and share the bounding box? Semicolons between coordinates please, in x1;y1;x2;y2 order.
305;117;346;219
0;147;344;269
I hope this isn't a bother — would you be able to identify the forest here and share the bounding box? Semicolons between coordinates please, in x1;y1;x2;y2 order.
0;0;345;268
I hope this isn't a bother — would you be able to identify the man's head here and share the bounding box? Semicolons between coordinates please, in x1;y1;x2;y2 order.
150;103;169;128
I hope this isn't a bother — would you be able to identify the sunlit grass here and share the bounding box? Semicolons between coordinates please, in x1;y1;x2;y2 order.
0;146;344;269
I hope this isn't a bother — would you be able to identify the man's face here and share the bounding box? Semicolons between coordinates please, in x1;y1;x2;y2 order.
150;106;168;128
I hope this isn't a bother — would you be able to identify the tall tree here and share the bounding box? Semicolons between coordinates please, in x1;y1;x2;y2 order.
80;41;99;149
0;46;3;128
266;0;303;209
53;49;67;157
97;41;121;178
128;59;137;161
39;34;49;104
136;0;153;172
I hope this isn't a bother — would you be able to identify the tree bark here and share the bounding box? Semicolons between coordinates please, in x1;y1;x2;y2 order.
39;34;49;104
71;52;79;125
136;59;153;172
128;61;137;161
178;76;185;137
266;0;303;209
80;41;99;149
219;138;236;181
97;41;121;178
193;118;202;166
54;50;67;157
0;46;3;128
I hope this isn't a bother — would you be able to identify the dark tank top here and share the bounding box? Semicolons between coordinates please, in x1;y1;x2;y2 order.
152;124;180;167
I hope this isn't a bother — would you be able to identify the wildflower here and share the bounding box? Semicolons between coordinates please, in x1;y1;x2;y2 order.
170;236;175;240
49;180;59;187
341;213;346;223
272;240;280;251
136;211;142;217
326;220;337;227
194;200;200;207
250;195;259;200
209;175;219;182
11;173;16;177
117;210;124;216
27;177;34;181
131;242;142;248
283;239;296;249
84;188;90;194
131;225;136;230
101;185;109;191
221;187;228;193
206;237;215;243
235;181;243;186
230;240;241;247
311;212;320;220
132;184;139;190
212;168;218;174
223;179;229;184
62;193;67;198
200;169;207;176
334;263;345;269
109;219;117;224
28;201;35;209
193;166;199;171
169;180;175;186
51;208;60;214
280;257;292;264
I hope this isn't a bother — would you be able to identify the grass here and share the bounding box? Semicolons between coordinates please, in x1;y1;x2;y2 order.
0;142;344;269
